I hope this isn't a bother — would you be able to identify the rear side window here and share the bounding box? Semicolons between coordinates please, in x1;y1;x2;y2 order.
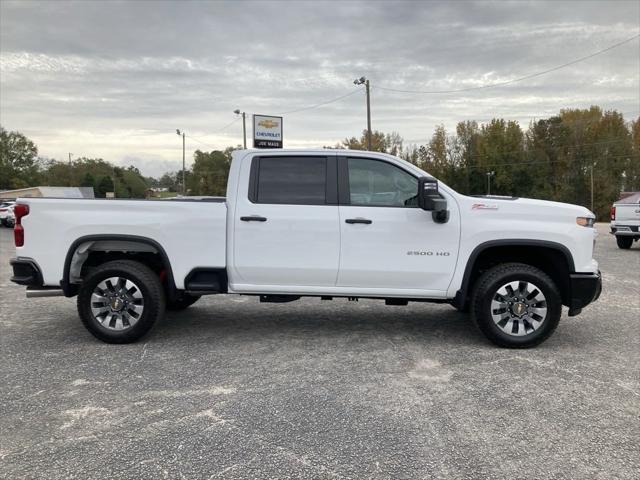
255;156;327;205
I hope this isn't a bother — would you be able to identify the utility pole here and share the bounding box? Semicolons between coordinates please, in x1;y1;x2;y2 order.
176;129;186;195
353;77;372;150
234;110;247;148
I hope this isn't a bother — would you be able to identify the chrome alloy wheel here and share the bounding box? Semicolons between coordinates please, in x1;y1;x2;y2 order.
490;280;547;337
90;277;144;331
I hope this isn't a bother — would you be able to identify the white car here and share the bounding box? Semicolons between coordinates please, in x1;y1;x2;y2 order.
0;201;16;227
10;149;601;348
610;193;640;249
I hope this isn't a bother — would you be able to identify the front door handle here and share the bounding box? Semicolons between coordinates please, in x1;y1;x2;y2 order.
240;215;267;222
345;218;372;225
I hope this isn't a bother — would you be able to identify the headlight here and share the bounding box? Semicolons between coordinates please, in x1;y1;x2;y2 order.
576;216;595;227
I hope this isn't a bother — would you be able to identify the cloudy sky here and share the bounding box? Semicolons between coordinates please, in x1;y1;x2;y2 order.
1;0;639;177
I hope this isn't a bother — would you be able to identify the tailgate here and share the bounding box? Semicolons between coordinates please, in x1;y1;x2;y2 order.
615;203;640;223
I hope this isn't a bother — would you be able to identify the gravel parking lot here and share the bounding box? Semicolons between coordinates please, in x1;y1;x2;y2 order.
1;223;638;479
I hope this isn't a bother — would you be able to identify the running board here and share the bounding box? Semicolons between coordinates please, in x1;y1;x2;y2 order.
260;295;300;303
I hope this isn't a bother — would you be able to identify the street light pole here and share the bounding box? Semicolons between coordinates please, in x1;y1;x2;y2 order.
234;110;247;149
353;77;372;150
176;129;186;195
365;79;371;151
486;171;495;195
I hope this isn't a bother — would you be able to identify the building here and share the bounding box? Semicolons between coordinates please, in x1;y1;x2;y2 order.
618;192;640;203
0;186;95;200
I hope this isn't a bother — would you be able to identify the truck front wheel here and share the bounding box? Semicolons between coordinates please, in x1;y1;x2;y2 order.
471;263;562;348
616;236;633;249
77;260;165;343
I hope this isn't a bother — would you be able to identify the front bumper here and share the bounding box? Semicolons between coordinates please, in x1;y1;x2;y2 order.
10;257;43;287
567;270;602;315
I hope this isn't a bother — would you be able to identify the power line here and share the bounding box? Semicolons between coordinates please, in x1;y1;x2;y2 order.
185;135;219;150
184;118;244;150
277;88;361;115
189;117;240;139
376;33;640;94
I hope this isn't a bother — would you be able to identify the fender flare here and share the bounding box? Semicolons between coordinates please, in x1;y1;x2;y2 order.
60;234;177;298
453;239;575;309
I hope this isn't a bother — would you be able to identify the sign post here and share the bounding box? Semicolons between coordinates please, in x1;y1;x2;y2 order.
253;114;283;149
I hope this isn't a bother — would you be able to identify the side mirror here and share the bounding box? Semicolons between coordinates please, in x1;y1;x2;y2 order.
418;177;449;224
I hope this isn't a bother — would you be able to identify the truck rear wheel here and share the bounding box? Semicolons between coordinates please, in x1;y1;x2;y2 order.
77;260;165;343
471;263;562;348
616;236;633;249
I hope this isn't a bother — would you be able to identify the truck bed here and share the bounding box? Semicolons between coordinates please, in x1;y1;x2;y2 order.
15;197;227;289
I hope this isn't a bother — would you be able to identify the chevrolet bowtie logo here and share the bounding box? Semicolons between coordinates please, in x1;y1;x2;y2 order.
258;120;279;129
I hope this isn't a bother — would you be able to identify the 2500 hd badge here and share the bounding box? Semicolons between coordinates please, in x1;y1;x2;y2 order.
407;251;451;256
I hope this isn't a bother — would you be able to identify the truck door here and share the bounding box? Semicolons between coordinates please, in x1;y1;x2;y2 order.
232;154;340;288
336;156;460;294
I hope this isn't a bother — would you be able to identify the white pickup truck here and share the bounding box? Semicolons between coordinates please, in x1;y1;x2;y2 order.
610;193;640;249
10;149;601;348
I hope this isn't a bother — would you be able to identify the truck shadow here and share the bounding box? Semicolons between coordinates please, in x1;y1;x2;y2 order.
155;299;489;348
152;298;592;350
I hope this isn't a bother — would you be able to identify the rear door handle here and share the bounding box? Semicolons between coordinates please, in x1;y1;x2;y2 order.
345;218;372;225
240;215;267;222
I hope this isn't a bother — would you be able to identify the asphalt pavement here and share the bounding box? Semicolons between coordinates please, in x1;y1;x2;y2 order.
1;223;638;479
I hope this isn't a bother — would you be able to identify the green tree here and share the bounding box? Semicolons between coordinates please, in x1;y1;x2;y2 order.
95;176;114;198
525;116;571;200
342;129;404;154
38;157;149;198
158;172;179;192
80;172;95;188
453;120;482;194
119;168;148;198
420;125;449;180
628;117;640;192
188;150;230;196
0;126;42;189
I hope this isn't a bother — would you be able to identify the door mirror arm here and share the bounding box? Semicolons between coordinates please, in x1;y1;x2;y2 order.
430;198;450;223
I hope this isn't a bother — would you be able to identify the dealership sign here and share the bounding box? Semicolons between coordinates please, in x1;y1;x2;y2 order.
253;114;283;149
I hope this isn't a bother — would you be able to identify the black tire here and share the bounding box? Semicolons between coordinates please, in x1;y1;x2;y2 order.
616;236;633;249
77;260;165;343
166;293;201;311
471;263;562;348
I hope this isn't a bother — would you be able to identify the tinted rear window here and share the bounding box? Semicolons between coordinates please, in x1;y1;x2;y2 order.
256;156;327;205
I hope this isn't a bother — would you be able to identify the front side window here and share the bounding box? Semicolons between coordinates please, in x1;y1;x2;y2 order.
347;158;418;207
256;156;326;205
